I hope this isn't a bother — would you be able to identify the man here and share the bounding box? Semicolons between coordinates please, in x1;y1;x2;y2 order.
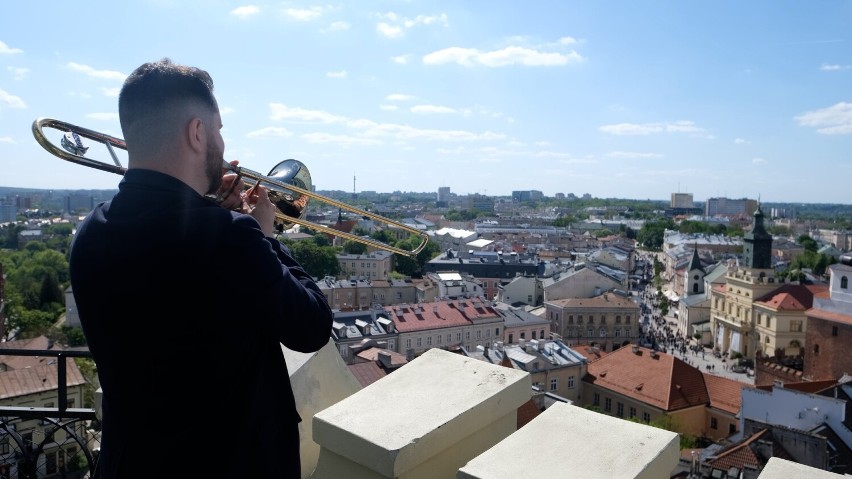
69;58;333;478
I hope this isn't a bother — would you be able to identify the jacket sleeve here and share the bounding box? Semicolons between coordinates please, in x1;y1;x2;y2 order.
230;214;333;353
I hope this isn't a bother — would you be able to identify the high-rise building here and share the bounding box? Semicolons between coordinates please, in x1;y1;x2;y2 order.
437;187;451;207
670;193;694;208
705;197;757;217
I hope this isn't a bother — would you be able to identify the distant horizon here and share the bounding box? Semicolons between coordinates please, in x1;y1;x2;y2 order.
2;185;851;208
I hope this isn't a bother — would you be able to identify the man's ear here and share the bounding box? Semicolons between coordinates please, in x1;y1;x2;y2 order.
187;117;205;154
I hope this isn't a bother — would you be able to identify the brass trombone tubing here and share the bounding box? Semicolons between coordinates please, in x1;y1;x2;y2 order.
32;117;430;257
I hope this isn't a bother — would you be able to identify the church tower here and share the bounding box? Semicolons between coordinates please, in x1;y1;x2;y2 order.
742;203;773;270
686;245;705;296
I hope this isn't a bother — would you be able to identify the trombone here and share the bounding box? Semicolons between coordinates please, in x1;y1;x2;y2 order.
31;117;430;258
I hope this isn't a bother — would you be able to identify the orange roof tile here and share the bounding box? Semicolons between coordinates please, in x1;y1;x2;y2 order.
703;374;745;414
584;346;709;411
385;299;500;333
754;284;828;311
347;361;390;388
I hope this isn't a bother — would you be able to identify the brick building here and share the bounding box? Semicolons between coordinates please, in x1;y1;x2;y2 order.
803;256;852;381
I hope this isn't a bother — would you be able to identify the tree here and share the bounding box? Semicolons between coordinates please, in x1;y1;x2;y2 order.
342;240;368;255
282;240;340;278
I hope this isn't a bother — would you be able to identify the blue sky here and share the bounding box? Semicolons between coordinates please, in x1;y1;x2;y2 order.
1;1;851;204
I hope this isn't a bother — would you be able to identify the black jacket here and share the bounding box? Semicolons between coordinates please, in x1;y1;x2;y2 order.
70;169;333;478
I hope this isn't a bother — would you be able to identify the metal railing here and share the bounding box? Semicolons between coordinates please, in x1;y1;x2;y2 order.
0;348;99;479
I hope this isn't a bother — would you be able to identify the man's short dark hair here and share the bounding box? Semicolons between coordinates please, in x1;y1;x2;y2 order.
118;58;218;147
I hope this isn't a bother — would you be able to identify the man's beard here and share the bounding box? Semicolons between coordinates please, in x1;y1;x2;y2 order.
205;137;223;195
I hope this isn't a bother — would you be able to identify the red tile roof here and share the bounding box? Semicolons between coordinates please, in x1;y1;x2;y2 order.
704;374;745;415
584;346;710;412
754;284;828;311
807;306;852;326
346;361;390;388
707;429;793;472
385;299;500;333
0;358;86;400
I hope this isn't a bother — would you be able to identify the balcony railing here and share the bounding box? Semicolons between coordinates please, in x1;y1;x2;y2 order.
0;348;99;479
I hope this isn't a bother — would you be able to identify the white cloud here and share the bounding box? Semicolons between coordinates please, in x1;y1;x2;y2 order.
326;21;350;31
246;127;293;138
599;121;706;136
734;138;747;144
101;87;121;97
326;70;347;78
7;66;28;80
0;41;22;55
67;63;126;81
386;93;415;102
86;112;119;121
220;107;235;116
795;102;852;135
0;136;15;144
606;151;664;159
284;6;326;21
269;104;348;124
379;105;398;111
391;54;410;65
376;22;404;39
411;105;456;114
558;36;578;45
300;132;382;146
0;89;26;109
376;12;448;39
820;63;851;71
752;158;767;165
423;45;583;67
230;5;259;19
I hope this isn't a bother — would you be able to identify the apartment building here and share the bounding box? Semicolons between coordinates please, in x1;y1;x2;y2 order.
336;250;393;280
386;298;503;359
545;292;640;352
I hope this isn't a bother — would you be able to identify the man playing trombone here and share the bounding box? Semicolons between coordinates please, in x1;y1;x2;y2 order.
69;58;333;478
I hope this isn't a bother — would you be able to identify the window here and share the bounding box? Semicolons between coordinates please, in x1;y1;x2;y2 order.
427;336;432;345
540;330;546;339
550;378;558;391
416;337;422;347
729;424;737;435
604;397;612;412
495;327;500;336
842;276;848;289
588;315;594;324
406;339;412;348
599;328;607;337
814;344;820;355
528;295;533;303
508;333;514;343
629;406;636;419
520;332;526;340
568;315;574;324
447;334;451;343
465;331;470;340
615;328;622;337
578;315;583;324
710;417;718;429
476;330;481;339
0;440;7;454
832;326;838;337
617;402;624;417
456;333;462;342
790;319;802;332
593;393;600;406
587;327;593;337
643;412;650;422
615;315;621;324
601;315;606;324
625;315;631;324
437;335;442;344
568;375;575;388
339;344;349;357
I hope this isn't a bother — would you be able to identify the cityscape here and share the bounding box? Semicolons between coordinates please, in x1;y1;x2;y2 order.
1;182;851;477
